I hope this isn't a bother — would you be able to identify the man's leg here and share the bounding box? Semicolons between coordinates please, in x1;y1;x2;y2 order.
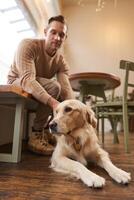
28;77;61;155
33;77;61;130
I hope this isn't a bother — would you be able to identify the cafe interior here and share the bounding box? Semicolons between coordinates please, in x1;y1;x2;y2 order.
0;0;134;199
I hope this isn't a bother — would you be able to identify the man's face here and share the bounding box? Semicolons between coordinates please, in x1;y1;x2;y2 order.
44;21;67;56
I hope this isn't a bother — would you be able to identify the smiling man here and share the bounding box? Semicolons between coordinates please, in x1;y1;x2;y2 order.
7;15;74;155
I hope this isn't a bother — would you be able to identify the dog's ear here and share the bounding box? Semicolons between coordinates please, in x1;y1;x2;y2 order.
86;107;97;128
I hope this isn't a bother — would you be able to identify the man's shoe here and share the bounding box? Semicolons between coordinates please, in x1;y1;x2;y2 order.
28;130;55;156
43;129;56;146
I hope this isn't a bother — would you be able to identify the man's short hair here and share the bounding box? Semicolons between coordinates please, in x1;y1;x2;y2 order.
48;15;66;25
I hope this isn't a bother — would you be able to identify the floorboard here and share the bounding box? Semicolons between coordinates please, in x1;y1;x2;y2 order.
0;132;134;200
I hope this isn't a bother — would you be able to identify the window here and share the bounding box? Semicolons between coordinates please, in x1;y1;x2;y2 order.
0;0;36;84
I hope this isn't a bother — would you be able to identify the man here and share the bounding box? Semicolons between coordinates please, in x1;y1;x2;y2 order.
7;15;74;155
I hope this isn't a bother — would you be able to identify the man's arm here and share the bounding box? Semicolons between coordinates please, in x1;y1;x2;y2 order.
57;72;75;100
47;96;59;109
12;39;57;108
56;55;75;100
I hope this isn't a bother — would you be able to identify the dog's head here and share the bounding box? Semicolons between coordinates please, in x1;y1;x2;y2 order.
49;99;97;134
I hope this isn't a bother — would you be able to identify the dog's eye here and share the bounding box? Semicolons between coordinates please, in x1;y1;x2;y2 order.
64;106;72;113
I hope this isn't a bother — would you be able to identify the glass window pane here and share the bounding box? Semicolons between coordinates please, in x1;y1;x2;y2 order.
4;8;24;21
0;0;17;10
12;20;31;32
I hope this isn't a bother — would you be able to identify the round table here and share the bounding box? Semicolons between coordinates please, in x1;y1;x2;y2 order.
69;72;121;102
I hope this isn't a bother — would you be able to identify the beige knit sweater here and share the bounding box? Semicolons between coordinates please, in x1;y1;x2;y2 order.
7;38;74;104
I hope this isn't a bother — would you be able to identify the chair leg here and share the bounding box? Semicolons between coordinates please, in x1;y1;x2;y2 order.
108;116;115;133
95;107;99;136
101;117;105;145
123;104;129;153
113;117;119;144
122;67;130;153
96;116;99;137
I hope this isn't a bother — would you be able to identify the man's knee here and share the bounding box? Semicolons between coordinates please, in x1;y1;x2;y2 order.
36;77;61;99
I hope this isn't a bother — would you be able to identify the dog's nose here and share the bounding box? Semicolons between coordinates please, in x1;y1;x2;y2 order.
49;121;57;132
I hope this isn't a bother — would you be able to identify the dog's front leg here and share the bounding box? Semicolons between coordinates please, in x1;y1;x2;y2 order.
51;156;105;188
97;148;131;184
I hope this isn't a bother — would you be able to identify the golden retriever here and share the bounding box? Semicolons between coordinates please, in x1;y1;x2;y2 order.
49;99;131;188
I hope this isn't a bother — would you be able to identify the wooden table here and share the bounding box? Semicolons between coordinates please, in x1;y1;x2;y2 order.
0;85;38;163
69;72;121;102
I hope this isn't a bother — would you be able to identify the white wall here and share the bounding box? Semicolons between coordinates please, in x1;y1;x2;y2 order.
63;0;134;96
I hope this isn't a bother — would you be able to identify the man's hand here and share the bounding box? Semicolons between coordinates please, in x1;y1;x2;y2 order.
47;96;60;109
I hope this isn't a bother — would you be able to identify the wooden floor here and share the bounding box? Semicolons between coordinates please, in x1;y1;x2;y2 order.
0;132;134;200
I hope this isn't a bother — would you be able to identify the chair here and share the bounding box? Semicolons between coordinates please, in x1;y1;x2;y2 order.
94;89;119;144
94;60;134;153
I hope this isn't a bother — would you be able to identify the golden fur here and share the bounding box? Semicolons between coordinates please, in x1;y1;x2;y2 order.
49;99;131;188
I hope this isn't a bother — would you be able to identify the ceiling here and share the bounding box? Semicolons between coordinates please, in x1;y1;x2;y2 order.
60;0;98;7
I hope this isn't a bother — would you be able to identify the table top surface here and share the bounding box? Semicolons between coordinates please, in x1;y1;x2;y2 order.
69;72;121;91
0;84;31;98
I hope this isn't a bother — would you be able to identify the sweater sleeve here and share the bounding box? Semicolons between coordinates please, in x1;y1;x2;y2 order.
57;72;75;100
14;39;51;104
56;55;75;100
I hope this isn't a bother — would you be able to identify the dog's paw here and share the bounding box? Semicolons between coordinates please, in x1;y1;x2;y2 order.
110;167;131;184
81;172;105;188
